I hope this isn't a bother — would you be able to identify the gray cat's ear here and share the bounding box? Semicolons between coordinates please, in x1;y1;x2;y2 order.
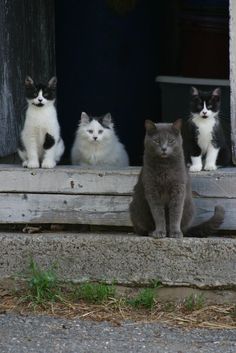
172;119;182;132
48;76;57;89
25;76;34;87
212;87;221;96
191;86;198;96
145;120;157;134
80;112;90;124
102;113;113;127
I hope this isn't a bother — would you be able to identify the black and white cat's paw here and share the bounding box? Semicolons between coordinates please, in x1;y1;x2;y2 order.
41;159;56;169
22;160;28;168
189;164;202;172
27;160;40;169
204;164;217;171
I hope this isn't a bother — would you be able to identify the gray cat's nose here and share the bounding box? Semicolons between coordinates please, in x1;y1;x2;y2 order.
93;136;98;140
161;147;167;152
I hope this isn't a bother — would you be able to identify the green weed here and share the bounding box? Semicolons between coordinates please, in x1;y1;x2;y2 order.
127;288;156;309
75;283;116;304
183;293;205;312
23;259;62;305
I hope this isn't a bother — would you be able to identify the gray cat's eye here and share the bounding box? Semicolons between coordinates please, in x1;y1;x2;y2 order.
88;130;93;134
98;130;103;134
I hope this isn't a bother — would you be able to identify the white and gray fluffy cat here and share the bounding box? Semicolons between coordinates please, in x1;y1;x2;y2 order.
18;76;64;168
71;112;129;167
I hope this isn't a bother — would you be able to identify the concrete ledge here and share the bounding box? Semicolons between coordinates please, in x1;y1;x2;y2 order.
0;232;236;288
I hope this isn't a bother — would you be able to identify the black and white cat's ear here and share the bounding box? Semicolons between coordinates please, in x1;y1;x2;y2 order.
191;86;199;96
80;112;90;124
212;87;221;96
145;120;157;135
48;76;57;89
102;113;113;127
25;76;34;87
172;119;182;132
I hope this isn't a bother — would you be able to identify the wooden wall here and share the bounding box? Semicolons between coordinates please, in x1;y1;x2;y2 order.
230;0;236;164
0;0;55;157
0;165;235;231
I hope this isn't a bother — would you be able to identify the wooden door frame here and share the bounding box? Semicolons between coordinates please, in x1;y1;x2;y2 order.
230;0;236;164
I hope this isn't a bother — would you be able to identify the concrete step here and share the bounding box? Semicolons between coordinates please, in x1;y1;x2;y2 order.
0;232;236;288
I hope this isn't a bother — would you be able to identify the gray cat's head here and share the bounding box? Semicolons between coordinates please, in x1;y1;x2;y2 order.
144;119;183;159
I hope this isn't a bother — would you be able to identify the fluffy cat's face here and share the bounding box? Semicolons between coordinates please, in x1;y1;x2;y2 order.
25;76;57;107
190;87;220;119
79;112;113;142
145;120;182;159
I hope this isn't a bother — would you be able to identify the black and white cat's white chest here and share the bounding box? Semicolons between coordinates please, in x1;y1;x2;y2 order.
191;114;219;154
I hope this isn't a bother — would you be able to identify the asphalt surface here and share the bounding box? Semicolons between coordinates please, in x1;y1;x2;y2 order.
0;313;235;353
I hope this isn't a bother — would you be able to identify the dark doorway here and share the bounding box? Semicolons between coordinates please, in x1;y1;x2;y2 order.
55;0;229;166
55;0;160;166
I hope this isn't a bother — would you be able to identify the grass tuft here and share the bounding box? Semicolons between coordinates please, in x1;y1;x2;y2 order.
183;293;205;312
23;259;62;305
75;283;116;304
127;288;156;309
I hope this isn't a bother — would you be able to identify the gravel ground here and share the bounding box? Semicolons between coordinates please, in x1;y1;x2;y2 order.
0;313;235;353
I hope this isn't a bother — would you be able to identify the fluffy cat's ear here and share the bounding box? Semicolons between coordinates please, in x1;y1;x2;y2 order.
25;76;34;87
172;119;182;132
102;113;113;127
48;77;57;89
80;112;90;124
212;87;221;96
145;120;157;135
191;86;199;96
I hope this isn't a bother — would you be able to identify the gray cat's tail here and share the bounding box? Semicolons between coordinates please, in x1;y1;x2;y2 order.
184;205;225;237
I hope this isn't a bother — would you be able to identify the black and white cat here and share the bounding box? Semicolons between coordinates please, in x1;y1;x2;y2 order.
186;86;230;172
18;76;64;168
71;112;129;167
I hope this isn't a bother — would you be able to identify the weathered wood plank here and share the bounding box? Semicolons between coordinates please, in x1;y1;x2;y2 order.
0;193;131;226
0;193;235;230
230;0;236;164
191;173;236;198
193;198;236;230
0;165;236;198
0;1;55;157
0;165;139;195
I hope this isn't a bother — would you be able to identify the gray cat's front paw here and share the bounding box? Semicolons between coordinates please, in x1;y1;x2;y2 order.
150;230;166;238
169;231;183;239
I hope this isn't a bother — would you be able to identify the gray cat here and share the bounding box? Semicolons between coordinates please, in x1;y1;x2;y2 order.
129;119;225;238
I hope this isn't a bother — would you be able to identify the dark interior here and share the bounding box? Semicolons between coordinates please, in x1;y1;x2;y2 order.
55;0;229;166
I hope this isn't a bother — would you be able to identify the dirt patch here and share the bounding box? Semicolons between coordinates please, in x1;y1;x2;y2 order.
0;279;235;329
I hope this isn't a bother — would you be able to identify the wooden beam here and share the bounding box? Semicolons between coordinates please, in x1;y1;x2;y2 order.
0;192;234;230
230;0;236;164
0;165;236;198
